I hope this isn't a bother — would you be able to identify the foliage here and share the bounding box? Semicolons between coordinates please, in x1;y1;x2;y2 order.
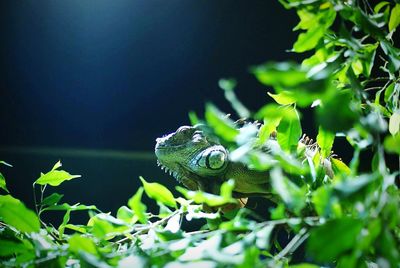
1;0;400;267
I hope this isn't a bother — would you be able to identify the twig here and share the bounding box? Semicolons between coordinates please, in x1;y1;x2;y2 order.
275;227;309;260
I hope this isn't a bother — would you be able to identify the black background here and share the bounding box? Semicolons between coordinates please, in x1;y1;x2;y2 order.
0;1;325;223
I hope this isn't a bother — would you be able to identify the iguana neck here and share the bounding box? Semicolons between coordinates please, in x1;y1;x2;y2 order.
224;161;271;197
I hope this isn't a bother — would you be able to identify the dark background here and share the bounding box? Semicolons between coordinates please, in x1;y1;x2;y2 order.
0;1;306;223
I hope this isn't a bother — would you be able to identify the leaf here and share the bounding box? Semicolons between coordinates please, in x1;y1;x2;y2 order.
270;168;307;214
389;4;400;32
176;186;236;207
317;90;360;132
384;134;400;154
389;110;400;135
0;161;12;167
277;107;302;152
0;195;40;233
0;172;9;193
268;91;296;105
117;206;137;224
307;218;363;262
293;26;325;53
41;203;97;212
128;187;148;224
252;62;308;89
316;126;335;158
40;193;64;206
205;103;239;142
0;240;32;257
68;234;98;256
331;158;351;176
35;170;81;187
374;1;390;13
334;173;379;196
140;176;177;208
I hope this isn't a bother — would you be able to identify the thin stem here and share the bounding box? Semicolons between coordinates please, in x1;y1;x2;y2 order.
275;227;309;260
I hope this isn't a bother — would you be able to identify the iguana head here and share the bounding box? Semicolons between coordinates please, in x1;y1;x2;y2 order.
155;125;229;193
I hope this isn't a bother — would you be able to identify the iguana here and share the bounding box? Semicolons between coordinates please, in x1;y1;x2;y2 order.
155;124;335;201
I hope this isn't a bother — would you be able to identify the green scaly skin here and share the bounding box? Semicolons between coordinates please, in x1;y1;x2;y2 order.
155;125;333;199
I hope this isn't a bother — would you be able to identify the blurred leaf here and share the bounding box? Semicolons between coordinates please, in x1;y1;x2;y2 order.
307;218;363;262
331;158;351;176
389;110;400;135
117;206;137;224
252;62;308;89
68;234;98;256
293;7;336;52
374;2;390;13
277;108;302;152
316;126;335;158
42;203;97;212
389;4;400;31
140;176;177;208
290;264;320;268
0;195;40;233
0;161;13;167
40;193;64;207
0;240;32;257
384;134;400;154
317;90;360;132
205;103;239;142
334;173;379;196
270;168;306;214
268;91;296;105
380;40;400;72
0;172;9;193
35;170;81;187
219;78;250;118
177;186;236;207
128;187;148;224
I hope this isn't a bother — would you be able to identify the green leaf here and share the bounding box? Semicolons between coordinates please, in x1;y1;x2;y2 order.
316;126;335;158
35;170;81;187
389;110;400;135
117;206;137;224
41;203;97;212
334;173;379;196
374;1;390;13
68;234;98;256
220;79;251;118
389;4;400;32
128;187;148;224
380;40;400;72
0;195;40;233
293;26;325;53
0;172;9;193
331;158;351;176
0;240;32;257
140;176;176;208
307;218;363;262
0;161;12;167
384;134;400;154
177;186;237;207
252;62;308;89
205;103;239;142
317;90;360;132
267;91;296;105
270;168;306;214
277;108;302;152
40;193;64;207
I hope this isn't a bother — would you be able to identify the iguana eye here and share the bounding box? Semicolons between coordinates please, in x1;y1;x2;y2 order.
206;150;226;170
